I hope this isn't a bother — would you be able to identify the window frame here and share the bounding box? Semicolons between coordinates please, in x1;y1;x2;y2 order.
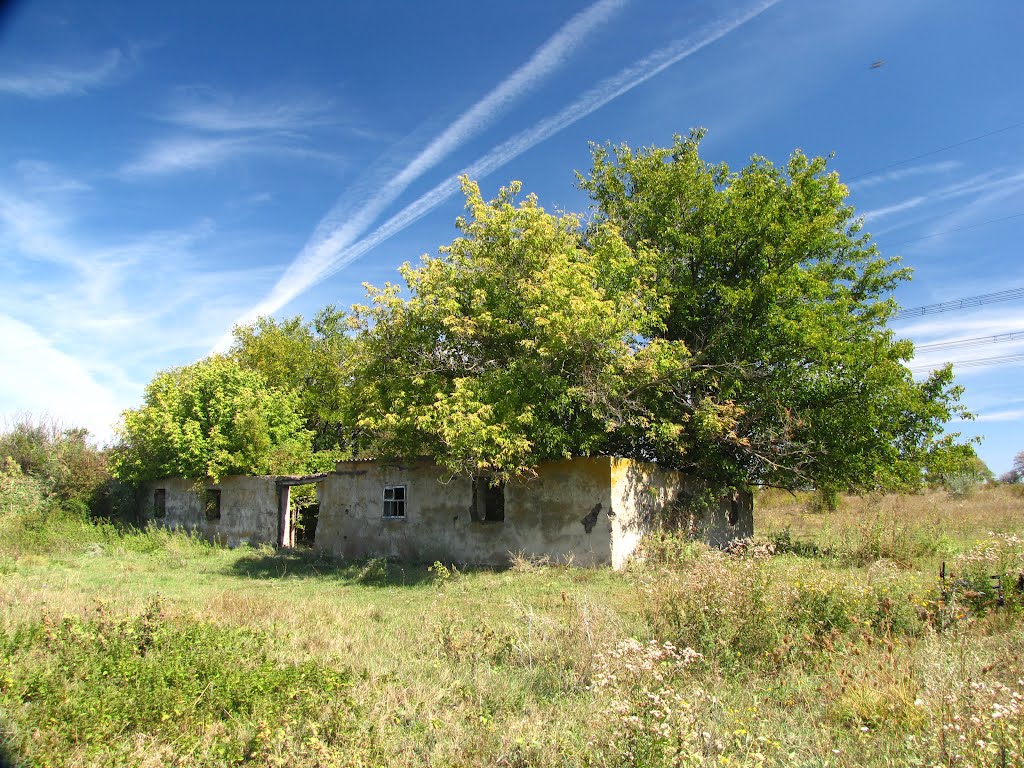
382;484;407;520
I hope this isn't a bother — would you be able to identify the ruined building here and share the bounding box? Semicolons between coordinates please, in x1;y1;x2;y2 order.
141;456;752;568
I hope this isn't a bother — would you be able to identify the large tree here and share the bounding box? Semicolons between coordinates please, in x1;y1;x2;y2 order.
230;306;354;467
580;130;970;491
345;178;690;478
110;356;312;484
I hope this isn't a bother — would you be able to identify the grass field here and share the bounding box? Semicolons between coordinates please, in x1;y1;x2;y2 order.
1;485;1023;766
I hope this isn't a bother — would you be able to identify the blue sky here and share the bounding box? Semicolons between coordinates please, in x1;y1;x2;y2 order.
1;0;1022;475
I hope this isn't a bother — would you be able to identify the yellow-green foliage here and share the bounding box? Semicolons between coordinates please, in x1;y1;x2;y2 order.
345;177;691;479
111;355;313;484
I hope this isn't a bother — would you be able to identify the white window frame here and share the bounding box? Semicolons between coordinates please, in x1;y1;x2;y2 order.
382;484;407;519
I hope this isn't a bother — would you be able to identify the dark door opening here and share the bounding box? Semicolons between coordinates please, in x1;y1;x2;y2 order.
277;475;329;548
295;501;320;546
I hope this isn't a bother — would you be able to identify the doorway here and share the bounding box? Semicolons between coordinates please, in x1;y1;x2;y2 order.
277;475;327;548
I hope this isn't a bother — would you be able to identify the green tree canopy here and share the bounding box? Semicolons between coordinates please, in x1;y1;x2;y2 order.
110;356;312;484
230;305;354;467
344;177;690;479
348;133;970;492
580;130;970;491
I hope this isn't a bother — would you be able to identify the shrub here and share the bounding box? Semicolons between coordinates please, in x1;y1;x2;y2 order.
0;456;47;518
0;415;110;512
633;548;784;669
944;471;979;498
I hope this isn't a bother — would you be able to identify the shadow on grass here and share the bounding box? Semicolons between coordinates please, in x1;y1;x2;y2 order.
223;548;442;587
769;528;834;560
0;738;20;768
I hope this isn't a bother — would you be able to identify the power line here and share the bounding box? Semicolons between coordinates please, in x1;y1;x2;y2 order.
915;331;1024;353
883;212;1024;249
846;119;1024;182
895;288;1024;319
910;353;1024;373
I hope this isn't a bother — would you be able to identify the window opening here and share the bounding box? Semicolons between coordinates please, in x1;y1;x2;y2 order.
727;496;739;527
205;489;221;521
383;485;406;519
472;476;505;522
153;488;166;519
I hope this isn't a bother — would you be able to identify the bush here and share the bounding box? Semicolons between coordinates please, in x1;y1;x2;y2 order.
0;456;47;518
633;547;784;669
0;415;110;512
944;471;980;498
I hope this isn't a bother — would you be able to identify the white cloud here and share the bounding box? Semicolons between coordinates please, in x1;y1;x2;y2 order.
123;88;353;177
163;90;335;133
120;136;254;177
860;196;927;221
895;304;1024;343
13;160;92;194
897;305;1024;379
974;408;1024;423
0;176;281;394
0;314;124;443
847;160;962;190
216;0;780;349
926;181;1023;236
867;167;1024;236
0;49;126;98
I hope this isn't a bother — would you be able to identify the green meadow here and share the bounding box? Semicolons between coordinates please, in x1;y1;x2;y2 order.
1;485;1022;767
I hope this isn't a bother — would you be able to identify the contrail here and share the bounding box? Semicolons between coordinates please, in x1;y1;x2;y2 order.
253;0;782;297
216;0;627;346
216;0;780;352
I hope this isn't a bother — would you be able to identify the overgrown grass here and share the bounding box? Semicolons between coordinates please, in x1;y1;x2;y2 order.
0;600;364;766
1;487;1022;766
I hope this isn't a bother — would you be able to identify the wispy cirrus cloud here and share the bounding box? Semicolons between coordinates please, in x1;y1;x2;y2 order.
860;196;927;221
0;163;312;441
899;305;1024;377
162;90;336;133
864;167;1024;234
13;160;92;194
0;48;127;98
974;408;1024;423
896;305;1024;343
120;135;348;178
846;160;961;191
216;0;780;349
0;313;124;442
120;136;254;177
123;88;351;177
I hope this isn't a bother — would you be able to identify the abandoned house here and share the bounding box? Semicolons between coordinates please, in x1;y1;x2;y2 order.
139;455;753;569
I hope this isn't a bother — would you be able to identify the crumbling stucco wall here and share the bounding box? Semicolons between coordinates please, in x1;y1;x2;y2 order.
137;458;755;566
608;458;687;568
695;489;754;547
139;476;279;547
609;459;755;564
315;457;616;566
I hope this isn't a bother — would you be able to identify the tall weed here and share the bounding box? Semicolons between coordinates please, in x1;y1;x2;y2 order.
0;600;366;765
